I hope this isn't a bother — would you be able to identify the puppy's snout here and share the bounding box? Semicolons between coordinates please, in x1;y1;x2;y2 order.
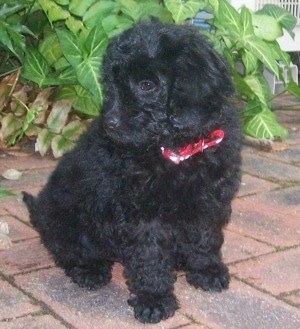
105;117;120;129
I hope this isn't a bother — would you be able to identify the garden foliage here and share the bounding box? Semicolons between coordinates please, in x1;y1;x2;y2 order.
0;0;300;157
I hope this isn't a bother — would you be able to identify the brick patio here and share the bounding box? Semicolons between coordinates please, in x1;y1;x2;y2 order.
0;94;299;328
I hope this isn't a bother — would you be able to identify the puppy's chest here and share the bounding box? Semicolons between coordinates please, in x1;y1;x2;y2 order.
118;166;204;214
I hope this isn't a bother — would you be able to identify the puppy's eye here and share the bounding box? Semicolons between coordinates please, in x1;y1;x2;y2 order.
139;80;156;91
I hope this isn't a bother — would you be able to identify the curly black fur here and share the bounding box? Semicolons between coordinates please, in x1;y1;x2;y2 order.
23;20;241;324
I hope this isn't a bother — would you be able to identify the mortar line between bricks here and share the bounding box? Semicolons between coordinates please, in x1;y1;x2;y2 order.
278;288;300;307
1;309;49;323
233;196;300;219
247;153;300;168
177;311;213;329
0;271;76;329
167;321;195;329
240;171;300;186
226;242;300;267
225;227;279;249
3;211;38;229
231;274;300;309
8;264;56;277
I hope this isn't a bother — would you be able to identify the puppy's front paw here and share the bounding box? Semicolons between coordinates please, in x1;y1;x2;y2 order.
128;293;178;324
186;262;230;292
68;266;112;290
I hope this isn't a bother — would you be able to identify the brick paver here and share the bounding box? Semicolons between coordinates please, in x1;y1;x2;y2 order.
230;248;300;296
0;314;69;329
0;279;41;321
0;95;299;328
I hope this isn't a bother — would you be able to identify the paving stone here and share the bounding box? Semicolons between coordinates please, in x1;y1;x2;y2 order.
0;190;41;223
0;215;37;242
283;290;300;307
230;248;300;296
0;153;57;172
242;186;300;217
0;314;68;329
0;167;53;190
0;238;54;276
0;279;40;321
222;230;275;264
237;174;279;197
230;199;300;247
241;152;300;182
176;325;209;329
15;267;192;329
261;146;300;164
175;277;300;329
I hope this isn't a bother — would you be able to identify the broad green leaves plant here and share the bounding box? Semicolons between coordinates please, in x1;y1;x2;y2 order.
0;188;15;198
204;1;299;140
1;0;300;157
0;74;87;157
164;0;207;24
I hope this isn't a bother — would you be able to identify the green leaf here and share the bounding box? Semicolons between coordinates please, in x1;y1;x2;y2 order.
252;14;283;41
232;72;255;99
256;4;297;39
83;1;119;29
38;0;70;24
65;16;87;36
51;135;74;158
56;67;77;85
24;124;41;137
77;59;103;106
243;107;289;140
241;6;255;37
0;21;25;59
117;0;138;22
65;26;108;106
102;15;133;38
54;86;99;116
0;188;15;198
69;0;97;16
62;120;86;141
23;108;37;131
22;49;50;86
286;80;300;99
84;25;108;58
164;0;207;24
214;0;242;37
36;128;56;156
0;113;22;139
237;35;280;77
47;100;73;133
243;74;271;108
0;3;25;17
39;33;62;66
136;3;173;23
268;41;290;64
241;49;259;75
55;0;69;5
240;97;264;120
56;28;83;67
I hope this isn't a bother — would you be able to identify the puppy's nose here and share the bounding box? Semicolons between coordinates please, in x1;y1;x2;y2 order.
105;117;120;129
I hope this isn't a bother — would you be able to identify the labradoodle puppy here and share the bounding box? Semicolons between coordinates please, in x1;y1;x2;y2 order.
23;19;241;324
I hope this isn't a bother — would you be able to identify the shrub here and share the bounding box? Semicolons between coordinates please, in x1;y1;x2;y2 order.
0;0;299;157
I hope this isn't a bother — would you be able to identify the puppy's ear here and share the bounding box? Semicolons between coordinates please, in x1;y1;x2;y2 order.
171;28;234;108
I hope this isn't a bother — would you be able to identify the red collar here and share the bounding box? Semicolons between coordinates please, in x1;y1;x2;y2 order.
161;129;224;164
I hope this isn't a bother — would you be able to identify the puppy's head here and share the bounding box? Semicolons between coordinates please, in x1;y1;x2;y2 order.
101;19;234;150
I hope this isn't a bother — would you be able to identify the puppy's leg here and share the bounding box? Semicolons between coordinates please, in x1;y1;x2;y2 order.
65;260;114;290
123;222;179;323
182;226;230;292
185;251;230;292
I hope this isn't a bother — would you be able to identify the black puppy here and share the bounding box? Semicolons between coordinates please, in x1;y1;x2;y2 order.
23;20;241;324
